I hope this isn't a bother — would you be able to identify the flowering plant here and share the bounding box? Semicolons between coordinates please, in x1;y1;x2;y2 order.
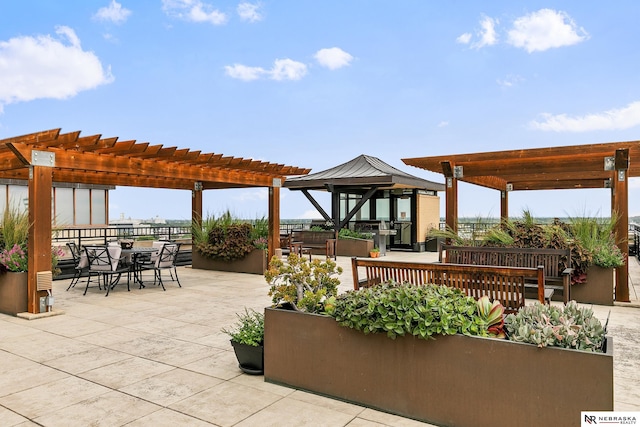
253;237;268;250
0;244;28;273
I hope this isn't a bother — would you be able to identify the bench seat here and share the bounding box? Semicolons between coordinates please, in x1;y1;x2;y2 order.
439;245;572;304
351;257;546;313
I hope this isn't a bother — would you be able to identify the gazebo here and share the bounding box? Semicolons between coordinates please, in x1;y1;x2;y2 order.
403;141;640;302
284;154;444;251
0;128;309;313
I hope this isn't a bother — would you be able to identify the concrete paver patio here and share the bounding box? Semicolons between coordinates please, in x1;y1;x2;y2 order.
0;251;639;426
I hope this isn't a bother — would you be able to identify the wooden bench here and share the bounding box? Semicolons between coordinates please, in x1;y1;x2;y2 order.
351;257;546;314
439;244;572;304
291;231;337;260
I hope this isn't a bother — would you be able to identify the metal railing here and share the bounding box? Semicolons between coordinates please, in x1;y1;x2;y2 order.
52;225;192;248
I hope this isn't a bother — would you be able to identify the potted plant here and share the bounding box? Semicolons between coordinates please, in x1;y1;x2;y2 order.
369;247;380;258
0;206;30;315
192;211;269;274
222;308;265;375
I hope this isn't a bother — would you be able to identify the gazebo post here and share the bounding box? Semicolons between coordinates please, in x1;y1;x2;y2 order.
613;149;630;302
27;165;53;314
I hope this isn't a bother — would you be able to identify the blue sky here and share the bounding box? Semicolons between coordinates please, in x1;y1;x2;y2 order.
2;1;640;221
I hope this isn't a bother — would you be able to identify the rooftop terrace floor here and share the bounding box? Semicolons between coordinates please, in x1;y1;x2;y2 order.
1;251;639;426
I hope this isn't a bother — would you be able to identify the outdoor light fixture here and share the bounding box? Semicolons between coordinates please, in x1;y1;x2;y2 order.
604;156;615;171
453;166;463;178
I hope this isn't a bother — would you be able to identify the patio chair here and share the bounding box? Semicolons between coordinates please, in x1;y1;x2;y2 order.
83;245;131;296
66;242;90;291
140;243;181;290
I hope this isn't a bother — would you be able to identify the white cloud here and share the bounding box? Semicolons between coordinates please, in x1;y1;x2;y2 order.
497;74;524;88
271;59;307;81
299;209;323;219
225;58;307;81
314;47;353;70
473;15;498;48
233;189;267;201
162;0;227;25
224;64;267;81
93;0;132;25
437;121;449;128
530;101;640;132
0;26;114;108
237;2;263;22
456;33;472;45
507;9;588;53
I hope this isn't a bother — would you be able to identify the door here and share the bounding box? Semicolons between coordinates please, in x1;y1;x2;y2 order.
391;195;412;249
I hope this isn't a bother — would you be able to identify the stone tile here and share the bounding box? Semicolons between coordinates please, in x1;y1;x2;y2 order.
0;405;31;426
126;408;215;426
182;347;242;380
345;419;387;427
79;356;174;389
0;331;98;363
74;326;151;347
23;314;112;338
33;390;161;427
107;334;213;366
0;363;70;397
0;376;110;419
358;408;437;426
288;389;366;417
231;373;297;397
119;368;222;406
235;395;356;427
169;381;281;426
43;346;130;374
0;321;41;341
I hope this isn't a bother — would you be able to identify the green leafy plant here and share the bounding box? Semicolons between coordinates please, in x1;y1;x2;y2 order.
265;253;343;313
504;301;606;352
338;228;373;240
221;308;264;347
193;211;267;261
476;295;505;338
329;282;503;339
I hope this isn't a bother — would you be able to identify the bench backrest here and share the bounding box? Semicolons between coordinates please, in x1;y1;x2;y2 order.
351;257;544;313
440;244;570;279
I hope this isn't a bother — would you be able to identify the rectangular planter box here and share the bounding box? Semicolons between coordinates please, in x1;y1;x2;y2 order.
336;238;373;257
0;272;28;316
571;266;615;306
192;249;267;275
264;307;613;427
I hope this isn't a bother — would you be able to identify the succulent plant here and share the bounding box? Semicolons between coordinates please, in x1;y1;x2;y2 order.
504;301;606;352
476;296;505;338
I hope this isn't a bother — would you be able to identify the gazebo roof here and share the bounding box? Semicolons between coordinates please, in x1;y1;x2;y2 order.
0;128;310;189
284;154;445;192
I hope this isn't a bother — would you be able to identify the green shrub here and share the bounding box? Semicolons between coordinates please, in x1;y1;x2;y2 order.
329;282;501;339
266;254;342;314
338;228;373;240
193;211;267;261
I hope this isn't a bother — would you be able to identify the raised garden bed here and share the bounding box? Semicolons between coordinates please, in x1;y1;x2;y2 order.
264;307;613;427
192;249;267;275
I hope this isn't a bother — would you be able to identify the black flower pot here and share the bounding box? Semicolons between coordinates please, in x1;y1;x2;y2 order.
230;340;264;375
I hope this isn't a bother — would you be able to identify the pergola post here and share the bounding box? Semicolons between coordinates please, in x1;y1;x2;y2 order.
441;162;458;233
500;189;509;222
191;183;203;242
27;165;52;314
613;149;630;302
268;185;280;262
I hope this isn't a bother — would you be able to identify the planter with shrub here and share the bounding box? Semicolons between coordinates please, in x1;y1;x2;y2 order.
263;259;613;427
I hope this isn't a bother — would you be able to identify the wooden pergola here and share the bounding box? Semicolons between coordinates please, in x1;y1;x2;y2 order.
403;140;640;303
0;128;310;313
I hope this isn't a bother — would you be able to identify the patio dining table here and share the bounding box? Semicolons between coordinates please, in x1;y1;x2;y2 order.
121;247;159;288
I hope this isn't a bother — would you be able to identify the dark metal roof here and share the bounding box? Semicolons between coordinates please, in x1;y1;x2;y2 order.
284;154;445;191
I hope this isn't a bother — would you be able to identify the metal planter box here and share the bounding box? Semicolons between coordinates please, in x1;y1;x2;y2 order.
264;307;613;427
